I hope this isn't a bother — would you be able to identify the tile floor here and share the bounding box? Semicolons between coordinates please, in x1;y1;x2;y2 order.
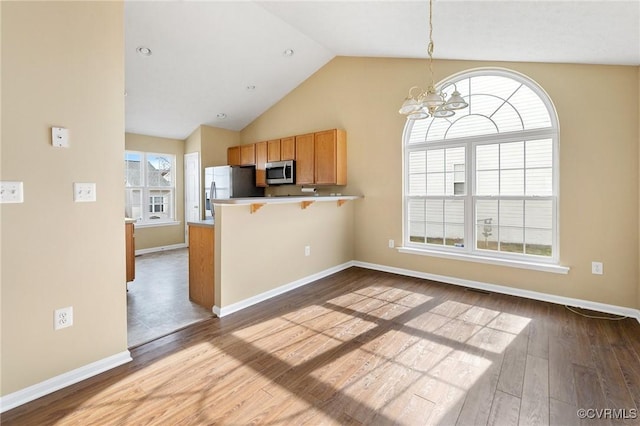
126;248;212;348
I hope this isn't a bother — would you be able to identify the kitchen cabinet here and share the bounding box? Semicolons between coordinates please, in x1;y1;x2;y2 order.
240;144;256;166
125;222;135;283
188;223;214;309
315;129;347;185
280;136;295;160
267;139;281;162
255;141;267;187
227;146;241;166
295;133;315;185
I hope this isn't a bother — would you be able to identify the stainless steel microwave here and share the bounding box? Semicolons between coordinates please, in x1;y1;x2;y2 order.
265;160;295;185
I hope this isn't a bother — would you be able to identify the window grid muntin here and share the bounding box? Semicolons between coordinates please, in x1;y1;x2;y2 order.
403;68;559;264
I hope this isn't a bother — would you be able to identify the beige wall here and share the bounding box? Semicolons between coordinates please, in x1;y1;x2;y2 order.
125;133;185;249
215;201;355;308
242;56;640;309
1;1;126;396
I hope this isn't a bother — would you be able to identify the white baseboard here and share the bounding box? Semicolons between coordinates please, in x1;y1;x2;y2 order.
0;350;132;413
135;243;187;256
354;261;640;323
213;261;355;317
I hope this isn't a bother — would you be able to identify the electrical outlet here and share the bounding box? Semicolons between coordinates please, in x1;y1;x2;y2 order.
591;261;603;275
54;306;73;330
304;245;311;256
388;239;395;249
0;181;24;203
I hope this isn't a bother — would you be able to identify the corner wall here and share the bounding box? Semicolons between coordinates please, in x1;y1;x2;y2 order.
1;1;127;396
241;56;640;309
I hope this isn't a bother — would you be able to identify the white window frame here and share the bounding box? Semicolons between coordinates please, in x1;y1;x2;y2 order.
401;68;567;274
125;150;178;227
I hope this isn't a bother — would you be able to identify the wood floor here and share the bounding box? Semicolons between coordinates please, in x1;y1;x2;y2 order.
3;267;640;425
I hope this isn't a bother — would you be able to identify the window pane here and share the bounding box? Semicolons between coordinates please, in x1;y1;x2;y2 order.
426;199;444;245
476;170;499;195
500;226;524;253
427;150;444;172
525;200;553;229
408;199;426;243
409;151;426;173
445;199;465;247
409;173;426;195
426;173;445;195
509;85;552;130
447;115;497;139
476;200;498;251
525;168;552;196
476;144;499;170
147;154;173;187
499;200;523;227
445;199;464;224
148;189;171;220
426;222;444;245
125;189;143;221
445;224;465;247
445;147;465;195
500;142;524;169
125;153;142;187
500;169;524;195
526;139;552;168
525;229;552;256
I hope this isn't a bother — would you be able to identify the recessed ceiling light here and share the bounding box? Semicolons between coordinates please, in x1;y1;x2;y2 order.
246;85;256;91
283;49;294;57
136;46;152;56
216;113;227;119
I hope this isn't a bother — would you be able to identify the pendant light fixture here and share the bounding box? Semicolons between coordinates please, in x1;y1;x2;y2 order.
399;0;468;120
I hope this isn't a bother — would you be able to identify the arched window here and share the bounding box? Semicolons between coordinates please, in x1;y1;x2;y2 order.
403;68;560;266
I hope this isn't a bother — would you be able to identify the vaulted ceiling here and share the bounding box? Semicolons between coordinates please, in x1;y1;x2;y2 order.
124;1;640;139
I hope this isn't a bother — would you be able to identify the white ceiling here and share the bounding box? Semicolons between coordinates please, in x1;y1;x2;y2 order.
125;1;640;140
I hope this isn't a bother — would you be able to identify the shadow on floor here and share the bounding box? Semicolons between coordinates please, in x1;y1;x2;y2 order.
127;248;212;348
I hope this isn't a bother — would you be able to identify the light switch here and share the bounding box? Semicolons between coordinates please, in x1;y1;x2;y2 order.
0;181;24;203
74;182;96;202
52;127;69;148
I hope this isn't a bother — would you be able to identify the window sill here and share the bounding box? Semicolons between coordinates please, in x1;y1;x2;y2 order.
134;221;181;229
397;246;570;274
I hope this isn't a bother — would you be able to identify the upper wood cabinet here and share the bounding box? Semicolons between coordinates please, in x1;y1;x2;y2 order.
267;140;281;162
240;144;256;166
227;146;241;166
280;136;295;160
314;129;347;185
295;133;315;185
255;141;267;187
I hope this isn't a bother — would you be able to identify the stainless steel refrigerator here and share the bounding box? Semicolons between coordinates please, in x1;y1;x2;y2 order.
204;165;264;219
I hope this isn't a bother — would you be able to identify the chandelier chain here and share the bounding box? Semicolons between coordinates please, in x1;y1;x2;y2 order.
427;0;434;88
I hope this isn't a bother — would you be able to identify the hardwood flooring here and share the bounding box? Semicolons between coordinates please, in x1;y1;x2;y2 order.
3;267;640;425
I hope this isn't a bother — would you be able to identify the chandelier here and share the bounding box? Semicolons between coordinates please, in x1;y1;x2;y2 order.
399;0;468;119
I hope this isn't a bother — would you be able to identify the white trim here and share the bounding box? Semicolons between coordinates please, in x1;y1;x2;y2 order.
353;261;640;323
135;243;187;256
213;261;355;317
0;351;132;413
397;246;569;274
134;220;181;229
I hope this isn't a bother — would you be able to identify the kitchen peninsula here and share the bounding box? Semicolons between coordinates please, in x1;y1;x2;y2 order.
188;194;360;316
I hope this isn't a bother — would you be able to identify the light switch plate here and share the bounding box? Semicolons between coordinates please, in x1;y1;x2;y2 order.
0;181;24;203
73;182;96;202
52;127;69;148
